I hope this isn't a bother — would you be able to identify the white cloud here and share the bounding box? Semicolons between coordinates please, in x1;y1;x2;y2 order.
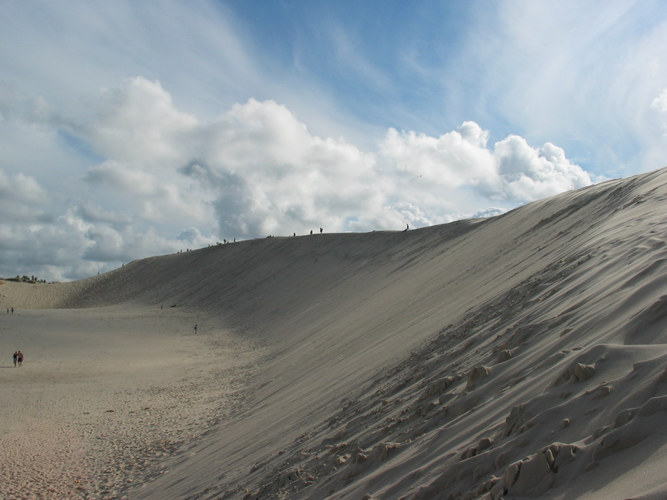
192;98;383;237
93;80;589;238
1;77;594;281
0;203;194;281
0;84;89;195
85;83;385;237
651;88;667;140
493;136;591;200
380;123;496;188
378;123;591;225
0;170;47;203
84;160;213;227
73;201;130;225
85;161;161;196
652;88;667;112
0;169;51;224
0;210;95;281
91;78;198;167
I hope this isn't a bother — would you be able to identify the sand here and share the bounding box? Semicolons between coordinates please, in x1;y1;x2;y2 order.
0;306;259;498
0;166;666;499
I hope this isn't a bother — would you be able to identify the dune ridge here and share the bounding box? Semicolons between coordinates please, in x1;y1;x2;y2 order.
1;167;666;499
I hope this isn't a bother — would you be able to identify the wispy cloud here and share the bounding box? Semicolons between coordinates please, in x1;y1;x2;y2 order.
474;1;667;172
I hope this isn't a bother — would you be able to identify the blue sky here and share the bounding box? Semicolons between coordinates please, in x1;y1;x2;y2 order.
1;0;666;280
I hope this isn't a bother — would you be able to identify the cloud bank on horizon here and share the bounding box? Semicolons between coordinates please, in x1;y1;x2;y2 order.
1;0;666;281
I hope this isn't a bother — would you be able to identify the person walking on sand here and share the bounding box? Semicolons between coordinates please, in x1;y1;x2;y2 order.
13;351;18;367
17;350;23;367
194;324;198;334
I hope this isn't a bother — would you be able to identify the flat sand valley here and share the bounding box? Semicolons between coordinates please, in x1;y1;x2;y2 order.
0;306;258;498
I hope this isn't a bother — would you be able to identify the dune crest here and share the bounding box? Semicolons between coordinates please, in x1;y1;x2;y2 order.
1;167;666;499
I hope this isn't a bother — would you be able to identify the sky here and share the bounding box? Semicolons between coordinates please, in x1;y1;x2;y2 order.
1;0;666;281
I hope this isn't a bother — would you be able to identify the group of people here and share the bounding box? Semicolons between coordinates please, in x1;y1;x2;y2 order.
12;350;24;367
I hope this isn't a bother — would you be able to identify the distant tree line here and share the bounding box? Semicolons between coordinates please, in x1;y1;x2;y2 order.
3;275;48;284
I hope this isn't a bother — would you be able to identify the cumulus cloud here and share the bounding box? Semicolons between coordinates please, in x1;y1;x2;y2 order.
0;208;96;281
91;78;198;167
0;169;51;223
73;201;130;225
651;88;667;112
380;123;495;188
0;170;47;204
0;203;195;281
65;80;594;232
651;88;667;140
85;80;384;238
493;136;591;200
193;98;383;237
1;78;593;281
378;122;591;225
85;161;161;196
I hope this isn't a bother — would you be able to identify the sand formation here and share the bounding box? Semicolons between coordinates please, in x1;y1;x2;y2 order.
1;167;666;499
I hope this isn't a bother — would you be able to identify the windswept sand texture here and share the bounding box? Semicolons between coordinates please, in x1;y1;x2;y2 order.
1;167;666;499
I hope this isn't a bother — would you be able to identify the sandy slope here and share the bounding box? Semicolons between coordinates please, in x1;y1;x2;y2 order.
1;167;666;499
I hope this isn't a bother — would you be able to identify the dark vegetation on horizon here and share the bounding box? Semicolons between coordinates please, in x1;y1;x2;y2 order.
1;275;49;284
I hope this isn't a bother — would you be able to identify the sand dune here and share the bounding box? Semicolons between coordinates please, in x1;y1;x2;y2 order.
1;167;666;499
